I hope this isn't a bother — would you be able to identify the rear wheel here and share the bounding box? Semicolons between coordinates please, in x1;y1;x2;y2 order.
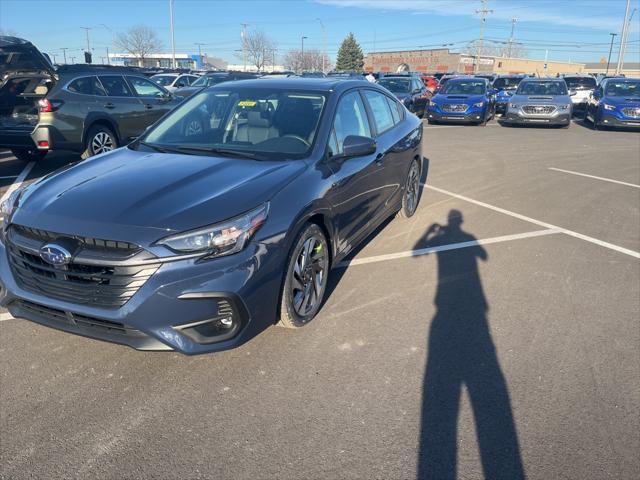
278;224;330;329
10;148;47;162
81;125;118;159
398;158;422;218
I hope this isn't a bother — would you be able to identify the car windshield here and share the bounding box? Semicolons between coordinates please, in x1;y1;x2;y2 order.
443;80;486;95
604;81;640;97
192;75;229;87
493;77;524;89
138;87;327;160
151;75;178;86
378;79;411;93
564;77;596;90
517;81;567;96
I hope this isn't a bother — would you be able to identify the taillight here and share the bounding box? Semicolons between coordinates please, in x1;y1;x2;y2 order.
38;99;63;113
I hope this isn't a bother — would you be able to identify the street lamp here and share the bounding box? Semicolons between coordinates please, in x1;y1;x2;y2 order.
100;24;114;65
301;36;307;73
316;18;326;73
606;33;617;75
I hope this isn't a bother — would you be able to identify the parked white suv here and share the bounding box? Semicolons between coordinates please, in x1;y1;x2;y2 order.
563;75;597;116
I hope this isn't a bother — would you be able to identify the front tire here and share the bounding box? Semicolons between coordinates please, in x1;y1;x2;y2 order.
10;148;47;162
398;158;422;218
278;224;330;329
81;125;118;159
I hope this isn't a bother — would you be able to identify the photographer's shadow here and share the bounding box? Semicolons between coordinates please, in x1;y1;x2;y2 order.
416;210;525;480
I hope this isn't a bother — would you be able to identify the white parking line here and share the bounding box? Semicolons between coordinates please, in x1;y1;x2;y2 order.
0;161;35;205
338;228;561;268
0;312;15;322
426;184;640;259
548;167;640;189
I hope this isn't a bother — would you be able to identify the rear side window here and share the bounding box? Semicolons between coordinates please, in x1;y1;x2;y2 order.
127;76;166;98
98;76;133;97
331;90;372;156
363;90;395;134
386;96;402;124
67;76;106;96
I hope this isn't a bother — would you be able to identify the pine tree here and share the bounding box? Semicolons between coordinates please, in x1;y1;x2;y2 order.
335;33;364;72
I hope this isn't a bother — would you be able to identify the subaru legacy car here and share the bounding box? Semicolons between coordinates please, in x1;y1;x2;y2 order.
584;77;640;130
492;74;527;114
501;78;573;128
0;36;182;161
378;76;430;117
563;74;597;116
426;77;495;125
0;78;424;354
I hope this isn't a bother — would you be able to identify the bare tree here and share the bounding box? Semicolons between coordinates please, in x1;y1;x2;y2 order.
283;48;331;73
114;25;163;67
240;30;276;71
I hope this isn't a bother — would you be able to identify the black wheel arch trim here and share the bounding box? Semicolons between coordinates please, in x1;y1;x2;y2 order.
82;113;121;147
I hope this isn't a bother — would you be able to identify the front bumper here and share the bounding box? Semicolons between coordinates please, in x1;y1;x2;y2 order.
501;109;571;126
0;237;286;354
599;112;640;129
426;107;485;124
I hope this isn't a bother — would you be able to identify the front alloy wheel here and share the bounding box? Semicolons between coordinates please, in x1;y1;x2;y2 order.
278;224;330;328
399;158;421;218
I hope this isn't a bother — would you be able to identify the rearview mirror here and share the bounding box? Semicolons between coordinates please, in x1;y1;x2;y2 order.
342;135;376;158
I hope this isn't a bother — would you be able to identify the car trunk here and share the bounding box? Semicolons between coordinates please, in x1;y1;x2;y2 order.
0;37;57;134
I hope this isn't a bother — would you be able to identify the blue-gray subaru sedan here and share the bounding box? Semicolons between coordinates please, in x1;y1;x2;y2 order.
0;78;424;354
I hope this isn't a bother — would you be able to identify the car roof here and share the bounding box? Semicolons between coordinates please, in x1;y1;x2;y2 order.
520;77;565;82
208;77;373;93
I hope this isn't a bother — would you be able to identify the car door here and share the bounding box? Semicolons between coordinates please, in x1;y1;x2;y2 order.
324;89;382;255
411;78;429;113
97;75;145;141
125;75;175;128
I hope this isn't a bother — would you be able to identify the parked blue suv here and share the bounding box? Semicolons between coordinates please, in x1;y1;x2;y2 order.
426;77;495;125
492;75;527;114
584;77;640;130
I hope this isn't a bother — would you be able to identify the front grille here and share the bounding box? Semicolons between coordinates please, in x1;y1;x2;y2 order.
7;226;160;309
522;105;556;115
13;299;143;337
622;107;640;118
442;104;469;113
12;225;140;254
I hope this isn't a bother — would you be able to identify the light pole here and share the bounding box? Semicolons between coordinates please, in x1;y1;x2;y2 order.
80;26;91;62
195;42;206;69
60;47;69;64
169;0;177;68
615;0;631;75
316;18;326;73
100;24;114;65
241;23;249;72
606;33;617;75
301;35;307;73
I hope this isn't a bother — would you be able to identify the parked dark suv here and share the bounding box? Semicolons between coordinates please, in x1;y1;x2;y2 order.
0;36;182;161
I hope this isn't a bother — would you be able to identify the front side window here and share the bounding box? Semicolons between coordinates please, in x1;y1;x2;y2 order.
141;88;326;159
331;91;372;156
363;90;395;134
67;76;106;96
98;76;133;97
443;80;487;95
517;81;567;96
128;76;166;98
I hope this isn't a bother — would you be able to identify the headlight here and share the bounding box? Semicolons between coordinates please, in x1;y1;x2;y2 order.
509;103;519;108
559;104;570;110
603;103;616;111
157;203;269;256
473;102;484;107
0;188;23;231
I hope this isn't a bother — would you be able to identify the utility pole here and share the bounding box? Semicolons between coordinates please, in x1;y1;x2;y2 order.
475;0;493;73
106;46;110;65
615;0;631;75
51;53;57;64
544;49;548;75
606;33;617;75
507;17;517;58
618;6;636;74
80;27;91;52
301;36;307;73
316;18;326;73
169;0;177;68
195;42;206;68
241;23;249;72
60;47;69;64
100;24;114;65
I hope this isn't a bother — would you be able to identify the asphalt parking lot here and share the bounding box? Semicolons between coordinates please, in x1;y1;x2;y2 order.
1;119;639;479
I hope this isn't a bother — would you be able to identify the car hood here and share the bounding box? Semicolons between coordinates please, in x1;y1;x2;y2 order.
14;147;306;243
0;36;56;79
432;94;486;104
173;86;204;98
602;95;640;107
509;94;571;104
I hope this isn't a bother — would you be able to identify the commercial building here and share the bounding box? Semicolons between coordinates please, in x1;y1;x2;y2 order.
108;52;212;69
364;48;584;76
584;62;640;77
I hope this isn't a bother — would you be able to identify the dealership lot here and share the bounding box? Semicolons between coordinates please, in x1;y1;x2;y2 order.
1;120;639;479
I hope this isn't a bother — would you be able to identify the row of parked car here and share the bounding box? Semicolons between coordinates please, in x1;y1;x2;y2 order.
370;70;639;130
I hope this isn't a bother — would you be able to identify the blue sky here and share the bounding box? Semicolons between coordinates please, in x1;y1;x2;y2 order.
1;0;639;65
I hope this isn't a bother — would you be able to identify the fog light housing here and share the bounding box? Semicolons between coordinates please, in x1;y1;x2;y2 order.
174;298;241;344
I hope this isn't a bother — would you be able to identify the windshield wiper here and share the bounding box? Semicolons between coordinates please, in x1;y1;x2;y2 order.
173;145;262;160
137;141;184;154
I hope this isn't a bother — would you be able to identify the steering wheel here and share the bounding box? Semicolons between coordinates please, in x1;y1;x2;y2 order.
281;134;311;148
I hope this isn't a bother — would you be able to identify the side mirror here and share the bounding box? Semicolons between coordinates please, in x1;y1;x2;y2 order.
569;90;577;96
342;135;376;158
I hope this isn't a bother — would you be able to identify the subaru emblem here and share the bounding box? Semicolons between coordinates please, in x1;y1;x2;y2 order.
39;243;72;266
